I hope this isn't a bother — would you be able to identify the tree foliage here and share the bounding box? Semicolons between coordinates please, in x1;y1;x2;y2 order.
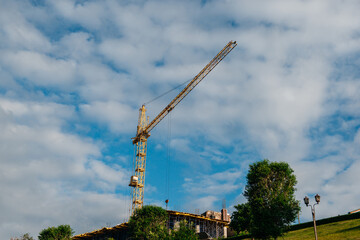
170;220;198;240
128;205;169;240
232;159;300;239
38;225;74;240
128;205;199;240
230;203;251;234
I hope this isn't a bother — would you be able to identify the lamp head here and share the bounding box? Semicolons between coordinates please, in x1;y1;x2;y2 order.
304;196;309;206
315;194;320;204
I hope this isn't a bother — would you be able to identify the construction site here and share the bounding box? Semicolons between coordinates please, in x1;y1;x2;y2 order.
73;209;231;239
73;41;237;239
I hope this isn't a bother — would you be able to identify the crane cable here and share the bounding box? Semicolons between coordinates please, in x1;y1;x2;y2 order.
165;111;171;209
143;79;192;106
143;79;189;209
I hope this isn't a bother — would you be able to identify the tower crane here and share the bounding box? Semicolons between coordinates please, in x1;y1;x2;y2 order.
129;41;237;214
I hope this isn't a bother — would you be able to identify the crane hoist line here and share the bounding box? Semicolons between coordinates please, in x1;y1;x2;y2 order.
129;40;237;214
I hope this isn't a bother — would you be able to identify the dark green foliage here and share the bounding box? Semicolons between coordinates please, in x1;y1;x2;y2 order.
230;203;251;234
232;159;300;239
170;220;198;240
128;205;199;240
38;225;73;240
128;205;169;240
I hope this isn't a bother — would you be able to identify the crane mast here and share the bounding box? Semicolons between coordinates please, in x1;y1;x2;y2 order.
129;41;237;214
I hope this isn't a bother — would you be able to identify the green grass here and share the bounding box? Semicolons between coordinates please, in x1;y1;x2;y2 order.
230;218;360;240
282;218;360;240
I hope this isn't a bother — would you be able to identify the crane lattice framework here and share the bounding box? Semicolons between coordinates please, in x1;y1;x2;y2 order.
129;41;237;214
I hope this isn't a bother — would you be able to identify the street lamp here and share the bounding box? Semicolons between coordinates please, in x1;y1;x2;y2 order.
304;194;320;240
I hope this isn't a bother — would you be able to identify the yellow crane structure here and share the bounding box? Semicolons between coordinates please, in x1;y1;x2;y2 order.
129;41;237;214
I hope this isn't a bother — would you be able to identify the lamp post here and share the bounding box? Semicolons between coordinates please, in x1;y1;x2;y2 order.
304;194;320;240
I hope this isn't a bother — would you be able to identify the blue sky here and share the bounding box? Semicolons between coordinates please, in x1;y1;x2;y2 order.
1;0;360;238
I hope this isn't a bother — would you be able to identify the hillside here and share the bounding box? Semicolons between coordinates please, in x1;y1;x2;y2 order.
283;218;360;240
228;216;360;240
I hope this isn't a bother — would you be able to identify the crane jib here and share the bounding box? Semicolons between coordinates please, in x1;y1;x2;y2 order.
136;40;237;139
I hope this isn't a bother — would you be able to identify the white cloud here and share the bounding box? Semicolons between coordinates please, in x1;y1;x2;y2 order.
0;99;130;239
88;160;129;191
0;98;74;127
55;32;96;60
1;50;78;89
184;196;219;214
76;63;141;104
183;169;242;196
50;0;106;30
0;1;51;52
80;101;138;134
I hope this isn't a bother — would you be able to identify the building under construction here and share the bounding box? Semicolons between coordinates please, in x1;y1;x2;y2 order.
73;208;230;240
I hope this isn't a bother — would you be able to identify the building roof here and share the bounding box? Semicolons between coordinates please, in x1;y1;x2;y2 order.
167;210;229;224
72;222;128;240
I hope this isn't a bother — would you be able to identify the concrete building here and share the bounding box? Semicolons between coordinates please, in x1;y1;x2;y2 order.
201;208;230;222
168;210;229;239
73;209;230;240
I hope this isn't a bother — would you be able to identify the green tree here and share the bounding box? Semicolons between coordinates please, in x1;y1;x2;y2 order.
230;202;251;235
128;205;169;240
232;159;300;239
38;225;74;240
170;220;198;240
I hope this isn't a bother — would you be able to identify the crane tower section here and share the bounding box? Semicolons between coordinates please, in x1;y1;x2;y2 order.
129;41;237;214
129;105;149;211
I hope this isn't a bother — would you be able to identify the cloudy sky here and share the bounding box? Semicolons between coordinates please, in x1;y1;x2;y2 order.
1;0;360;238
